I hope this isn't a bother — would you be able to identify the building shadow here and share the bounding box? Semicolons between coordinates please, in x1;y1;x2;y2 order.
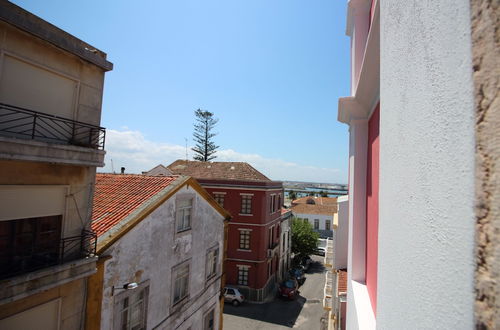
306;260;326;274
223;294;306;328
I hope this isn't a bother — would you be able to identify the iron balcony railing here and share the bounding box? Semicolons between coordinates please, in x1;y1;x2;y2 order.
0;102;105;150
0;230;97;280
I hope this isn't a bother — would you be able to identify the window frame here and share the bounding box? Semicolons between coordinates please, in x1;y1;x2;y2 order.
240;194;253;215
238;229;251;250
237;265;249;286
176;198;193;233
113;280;149;330
172;260;190;305
206;245;219;280
203;307;216;330
212;192;225;208
314;219;320;230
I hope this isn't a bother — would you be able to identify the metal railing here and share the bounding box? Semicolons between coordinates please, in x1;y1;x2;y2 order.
0;230;97;280
0;102;105;150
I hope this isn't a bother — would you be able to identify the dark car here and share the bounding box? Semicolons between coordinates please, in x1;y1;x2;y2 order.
278;279;299;299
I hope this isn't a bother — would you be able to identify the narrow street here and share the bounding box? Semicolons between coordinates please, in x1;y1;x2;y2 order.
223;255;327;330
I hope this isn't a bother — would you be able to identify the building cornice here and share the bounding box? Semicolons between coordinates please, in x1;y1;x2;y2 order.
339;0;380;125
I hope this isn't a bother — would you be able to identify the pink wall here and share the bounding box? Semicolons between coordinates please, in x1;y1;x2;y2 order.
366;103;380;313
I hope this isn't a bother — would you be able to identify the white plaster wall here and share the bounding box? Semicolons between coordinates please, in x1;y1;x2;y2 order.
294;212;333;231
379;1;475;328
334;196;349;270
100;185;224;330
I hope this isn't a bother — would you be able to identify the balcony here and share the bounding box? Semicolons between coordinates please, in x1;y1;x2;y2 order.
0;230;98;304
324;239;334;267
0;103;106;166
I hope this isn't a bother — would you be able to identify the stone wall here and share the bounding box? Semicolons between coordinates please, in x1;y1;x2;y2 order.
472;0;500;328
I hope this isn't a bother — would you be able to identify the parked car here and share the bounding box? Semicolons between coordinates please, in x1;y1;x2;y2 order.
223;287;244;306
278;279;299;299
315;247;326;256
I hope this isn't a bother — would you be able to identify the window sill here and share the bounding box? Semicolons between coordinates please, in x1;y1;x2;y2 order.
238;213;253;217
237;249;252;252
176;228;191;234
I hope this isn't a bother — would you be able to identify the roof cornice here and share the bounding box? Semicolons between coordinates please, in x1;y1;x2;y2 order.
0;1;113;71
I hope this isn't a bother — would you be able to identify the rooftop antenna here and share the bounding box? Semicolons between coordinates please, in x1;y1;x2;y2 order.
185;138;188;161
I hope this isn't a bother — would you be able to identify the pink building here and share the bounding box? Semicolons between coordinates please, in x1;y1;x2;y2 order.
337;0;499;329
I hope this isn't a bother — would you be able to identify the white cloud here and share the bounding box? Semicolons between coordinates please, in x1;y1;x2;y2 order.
101;129;343;183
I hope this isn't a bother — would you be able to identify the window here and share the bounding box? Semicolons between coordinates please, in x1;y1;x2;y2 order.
213;193;225;207
240;195;252;214
176;199;192;232
277;195;281;210
172;263;190;304
0;215;62;279
239;230;251;250
115;282;149;330
237;266;249;285
325;220;331;231
314;219;319;230
203;308;215;330
268;226;274;248
270;195;275;213
267;261;271;278
206;247;219;279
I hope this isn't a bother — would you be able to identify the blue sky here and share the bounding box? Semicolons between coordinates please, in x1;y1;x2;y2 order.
12;0;350;183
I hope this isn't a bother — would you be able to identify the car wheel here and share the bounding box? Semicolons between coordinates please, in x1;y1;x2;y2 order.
232;300;240;306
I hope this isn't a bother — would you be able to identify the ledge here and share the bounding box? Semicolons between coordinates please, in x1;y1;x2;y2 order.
0;136;105;167
349;280;376;329
338;0;380;125
0;256;97;305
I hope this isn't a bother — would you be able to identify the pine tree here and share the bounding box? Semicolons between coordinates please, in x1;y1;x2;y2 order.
191;109;219;161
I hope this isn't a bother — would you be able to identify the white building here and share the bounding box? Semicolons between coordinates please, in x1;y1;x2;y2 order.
336;0;498;328
87;173;230;330
291;196;337;238
324;195;349;330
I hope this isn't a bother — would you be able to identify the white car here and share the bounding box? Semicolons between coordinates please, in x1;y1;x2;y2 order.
315;247;326;256
223;287;244;306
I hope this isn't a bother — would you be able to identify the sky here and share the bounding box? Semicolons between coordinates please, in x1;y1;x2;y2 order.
11;0;351;183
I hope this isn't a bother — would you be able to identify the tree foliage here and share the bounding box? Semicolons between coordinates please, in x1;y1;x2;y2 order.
288;190;297;201
192;109;219;161
291;217;319;257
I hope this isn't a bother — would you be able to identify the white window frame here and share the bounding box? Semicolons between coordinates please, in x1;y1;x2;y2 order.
176;198;193;233
240;194;253;215
213;192;225;207
172;261;190;305
239;229;251;250
237;265;250;286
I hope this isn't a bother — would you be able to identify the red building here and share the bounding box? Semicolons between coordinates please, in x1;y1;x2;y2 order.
167;160;283;301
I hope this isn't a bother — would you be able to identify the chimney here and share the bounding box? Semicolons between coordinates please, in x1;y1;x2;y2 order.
121;167;125;174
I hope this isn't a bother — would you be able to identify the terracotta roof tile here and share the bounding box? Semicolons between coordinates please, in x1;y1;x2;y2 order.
290;203;337;216
292;196;338;205
91;173;180;237
338;270;347;294
167;160;270;182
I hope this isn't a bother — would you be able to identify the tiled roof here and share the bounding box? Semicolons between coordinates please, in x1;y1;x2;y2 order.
338;270;347;295
291;203;337;216
91;173;180;237
167;160;271;182
292;196;338;206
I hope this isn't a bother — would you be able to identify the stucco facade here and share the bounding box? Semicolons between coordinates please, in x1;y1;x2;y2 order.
95;184;226;330
471;0;500;328
338;0;482;329
0;2;112;329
